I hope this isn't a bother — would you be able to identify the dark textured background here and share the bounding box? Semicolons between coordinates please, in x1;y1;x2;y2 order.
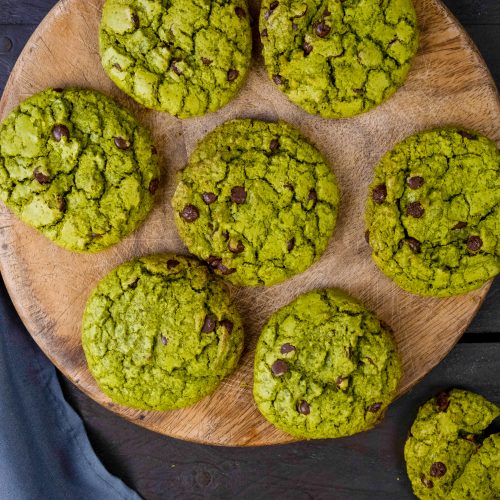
1;1;499;498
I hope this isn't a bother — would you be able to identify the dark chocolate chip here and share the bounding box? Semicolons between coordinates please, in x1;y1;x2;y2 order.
220;319;234;334
284;183;294;191
407;201;425;218
297;400;310;415
336;376;344;387
207;256;222;268
436;391;450;412
271;359;288;376
372;184;387;204
52;124;69;142
181;204;199;222
287;238;295;252
406;237;421;253
280;343;295;354
227;69;239;82
58;196;67;212
131;12;140;28
452;221;467;230
161;336;168;346
114;137;130;150
398;239;404;250
303;42;313;55
407;176;424;189
430;462;447;478
270;1;279;10
90;232;102;239
149;179;159;194
368;402;382;413
33;169;50;184
308;188;317;208
315;21;331;38
231;186;247;204
467;235;482;252
272;74;283;85
171;61;183;75
217;263;237;276
202;192;218;204
235;6;246;18
353;88;363;94
261;29;268;38
129;278;139;289
229;240;245;254
323;9;331;17
458;130;477;140
365;230;370;244
202;57;213;66
202;315;217;333
222;231;229;242
270;138;280;151
420;474;434;489
167;259;179;269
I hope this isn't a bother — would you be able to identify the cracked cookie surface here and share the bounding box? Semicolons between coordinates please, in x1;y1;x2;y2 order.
366;128;500;297
253;289;401;439
82;254;244;411
0;88;159;252
260;0;418;118
100;0;252;118
172;119;339;287
404;389;500;500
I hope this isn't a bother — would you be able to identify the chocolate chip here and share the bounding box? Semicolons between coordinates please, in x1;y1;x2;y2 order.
231;186;247;204
293;6;308;18
303;42;313;55
229;241;245;254
406;237;421;253
202;315;217;333
220;319;234;334
315;21;331;38
261;29;268;38
270;138;280;151
323;9;331;17
52;124;69;142
280;343;295;354
272;75;283;85
430;462;447;478
467;235;482;252
271;359;288;376
207;256;222;268
452;221;467;230
235;6;246;18
167;259;179;269
458;130;477;140
113;63;122;70
287;238;295;252
398;239;404;250
407;201;424;218
336;376;344;387
202;57;213;66
368;402;382;413
181;204;199;222
33;168;50;184
270;1;279;10
171;61;183;75
131;12;140;28
227;69;239;82
292;23;298;30
114;137;130;150
90;232;102;239
149;179;159;194
297;400;310;415
129;278;139;289
407;176;424;189
202;192;218;204
58;196;67;212
436;391;450;412
372;184;387;204
420;474;434;489
353;88;363;94
308;188;317;208
284;183;294;191
222;231;229;242
217;263;237;275
365;230;370;244
161;336;168;346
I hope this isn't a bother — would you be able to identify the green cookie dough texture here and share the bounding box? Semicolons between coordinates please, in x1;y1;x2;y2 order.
0;88;159;252
260;0;418;118
253;289;402;439
172;119;339;287
100;0;252;118
82;254;244;410
366;128;500;297
404;389;500;500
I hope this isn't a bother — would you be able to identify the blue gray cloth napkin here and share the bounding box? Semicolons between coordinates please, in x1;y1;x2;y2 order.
0;278;140;500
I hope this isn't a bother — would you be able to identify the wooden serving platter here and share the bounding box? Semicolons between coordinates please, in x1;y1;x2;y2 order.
0;0;498;446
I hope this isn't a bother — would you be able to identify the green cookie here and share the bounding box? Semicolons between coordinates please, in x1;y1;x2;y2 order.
260;0;418;118
172;119;339;287
0;88;160;252
82;255;244;411
404;389;500;500
253;289;402;439
100;0;252;118
366;128;500;297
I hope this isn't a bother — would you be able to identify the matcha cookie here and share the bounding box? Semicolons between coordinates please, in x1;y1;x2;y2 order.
82;254;244;410
100;0;252;118
366;128;500;297
0;88;159;252
260;0;418;118
172;119;339;287
404;389;500;499
253;289;401;439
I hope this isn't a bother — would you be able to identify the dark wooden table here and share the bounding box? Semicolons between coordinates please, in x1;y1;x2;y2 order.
1;1;499;498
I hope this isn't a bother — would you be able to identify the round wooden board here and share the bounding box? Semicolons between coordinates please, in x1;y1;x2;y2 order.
0;0;499;447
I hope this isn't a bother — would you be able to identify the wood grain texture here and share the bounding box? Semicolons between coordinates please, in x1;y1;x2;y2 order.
0;0;499;446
